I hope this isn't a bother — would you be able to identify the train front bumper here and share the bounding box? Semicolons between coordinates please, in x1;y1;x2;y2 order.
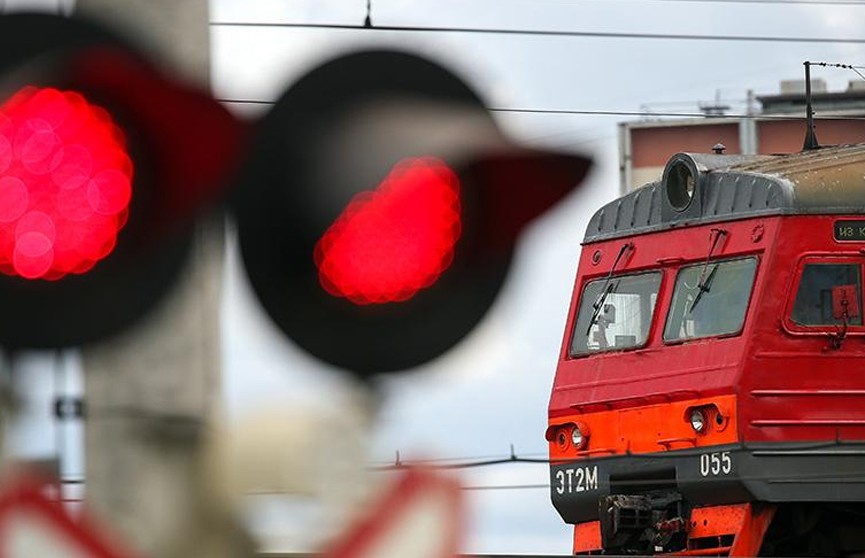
551;442;865;524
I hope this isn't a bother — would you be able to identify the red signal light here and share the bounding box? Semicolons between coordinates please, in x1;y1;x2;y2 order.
233;49;591;375
0;12;246;350
313;157;461;305
0;86;133;280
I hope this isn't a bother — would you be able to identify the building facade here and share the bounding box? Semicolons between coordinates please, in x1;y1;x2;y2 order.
619;80;865;194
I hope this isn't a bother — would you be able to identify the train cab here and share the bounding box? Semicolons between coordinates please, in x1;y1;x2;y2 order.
547;144;865;556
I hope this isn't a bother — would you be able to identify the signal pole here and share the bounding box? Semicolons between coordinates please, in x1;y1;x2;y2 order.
75;1;246;556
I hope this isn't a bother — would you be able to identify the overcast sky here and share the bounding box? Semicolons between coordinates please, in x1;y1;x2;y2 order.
4;0;865;555
210;0;865;554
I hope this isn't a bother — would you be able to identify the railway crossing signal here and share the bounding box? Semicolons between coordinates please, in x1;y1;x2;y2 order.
233;49;591;377
0;13;243;350
0;14;591;376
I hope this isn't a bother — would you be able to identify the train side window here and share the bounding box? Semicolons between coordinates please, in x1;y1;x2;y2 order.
663;257;758;342
569;272;662;357
791;264;863;326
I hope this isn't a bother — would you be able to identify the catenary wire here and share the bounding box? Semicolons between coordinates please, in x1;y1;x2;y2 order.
370;451;550;466
809;61;865;82
216;99;865;121
462;484;551;491
489;107;865;120
210;20;865;45
601;0;865;5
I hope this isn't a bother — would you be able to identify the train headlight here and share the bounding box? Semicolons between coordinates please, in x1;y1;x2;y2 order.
571;422;589;450
571;426;583;448
690;409;707;433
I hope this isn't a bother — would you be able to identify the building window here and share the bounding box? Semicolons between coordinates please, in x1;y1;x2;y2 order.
791;263;862;326
664;258;757;342
570;272;661;356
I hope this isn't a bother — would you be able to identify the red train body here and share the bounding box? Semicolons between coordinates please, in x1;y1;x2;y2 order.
547;145;865;555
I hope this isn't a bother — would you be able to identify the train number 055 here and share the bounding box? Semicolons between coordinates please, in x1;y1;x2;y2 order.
699;451;732;477
555;466;599;494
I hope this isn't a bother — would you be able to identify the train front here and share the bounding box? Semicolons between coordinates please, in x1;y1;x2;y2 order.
546;214;757;551
548;146;865;555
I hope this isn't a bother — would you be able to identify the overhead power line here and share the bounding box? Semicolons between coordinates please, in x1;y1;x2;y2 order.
809;61;865;82
210;20;865;45
382;456;551;470
463;483;550;491
619;0;865;5
371;446;551;471
369;450;550;466
489;107;865;120
217;99;865;121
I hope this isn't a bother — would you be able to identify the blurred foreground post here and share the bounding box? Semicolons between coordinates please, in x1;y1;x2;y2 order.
77;1;243;556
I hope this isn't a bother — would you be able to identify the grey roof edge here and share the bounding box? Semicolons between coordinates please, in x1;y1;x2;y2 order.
583;145;865;244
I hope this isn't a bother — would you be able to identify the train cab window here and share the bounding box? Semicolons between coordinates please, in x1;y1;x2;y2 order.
664;258;757;342
791;263;863;326
569;272;662;356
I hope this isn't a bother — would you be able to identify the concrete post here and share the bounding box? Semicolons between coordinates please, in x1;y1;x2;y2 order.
75;1;248;556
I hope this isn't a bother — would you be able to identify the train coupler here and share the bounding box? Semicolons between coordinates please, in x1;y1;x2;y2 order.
599;492;689;554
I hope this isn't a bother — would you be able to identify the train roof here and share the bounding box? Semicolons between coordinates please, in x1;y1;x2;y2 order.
584;143;865;243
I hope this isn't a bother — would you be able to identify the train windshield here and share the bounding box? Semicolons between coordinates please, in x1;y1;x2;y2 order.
664;257;757;342
791;263;863;326
570;272;661;356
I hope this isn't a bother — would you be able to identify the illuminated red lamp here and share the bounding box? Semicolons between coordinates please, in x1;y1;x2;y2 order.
0;86;132;280
233;49;592;375
314;157;461;305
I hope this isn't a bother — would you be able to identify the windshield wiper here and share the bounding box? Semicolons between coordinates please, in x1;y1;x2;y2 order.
688;228;727;314
689;264;718;314
587;280;618;335
586;242;633;335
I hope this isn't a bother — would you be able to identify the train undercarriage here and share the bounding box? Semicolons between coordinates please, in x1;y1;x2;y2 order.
575;500;865;556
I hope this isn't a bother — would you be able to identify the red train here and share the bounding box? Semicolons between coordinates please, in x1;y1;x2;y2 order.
547;144;865;555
